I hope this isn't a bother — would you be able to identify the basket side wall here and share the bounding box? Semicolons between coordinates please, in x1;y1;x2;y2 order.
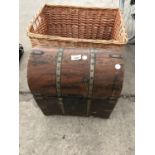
30;12;48;35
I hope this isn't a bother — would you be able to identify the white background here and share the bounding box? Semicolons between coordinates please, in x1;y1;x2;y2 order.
136;0;155;154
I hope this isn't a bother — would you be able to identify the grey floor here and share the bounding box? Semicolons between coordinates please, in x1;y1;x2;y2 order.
19;0;135;155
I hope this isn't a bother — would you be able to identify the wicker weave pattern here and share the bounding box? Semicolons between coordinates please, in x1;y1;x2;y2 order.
28;4;128;48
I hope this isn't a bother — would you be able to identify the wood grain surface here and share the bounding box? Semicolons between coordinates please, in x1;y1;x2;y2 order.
27;47;124;118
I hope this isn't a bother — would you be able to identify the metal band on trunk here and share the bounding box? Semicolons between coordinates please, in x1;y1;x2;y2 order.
56;48;65;114
87;49;96;115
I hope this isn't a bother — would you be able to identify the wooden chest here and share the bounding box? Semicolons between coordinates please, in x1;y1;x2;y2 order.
27;47;124;118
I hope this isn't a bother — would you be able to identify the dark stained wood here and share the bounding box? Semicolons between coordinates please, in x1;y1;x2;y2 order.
27;47;124;118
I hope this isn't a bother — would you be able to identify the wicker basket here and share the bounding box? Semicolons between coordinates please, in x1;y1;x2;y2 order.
27;4;128;48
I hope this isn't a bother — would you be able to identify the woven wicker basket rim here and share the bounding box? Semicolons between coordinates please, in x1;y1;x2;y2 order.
27;4;128;45
44;4;120;10
28;32;127;45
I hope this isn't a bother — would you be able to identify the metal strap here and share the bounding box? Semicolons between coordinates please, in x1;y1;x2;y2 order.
56;49;63;96
57;98;65;114
110;62;123;103
87;49;96;115
111;64;122;97
56;48;65;114
110;54;123;103
108;96;117;104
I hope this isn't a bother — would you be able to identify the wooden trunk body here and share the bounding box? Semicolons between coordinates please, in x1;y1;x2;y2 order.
27;47;124;118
